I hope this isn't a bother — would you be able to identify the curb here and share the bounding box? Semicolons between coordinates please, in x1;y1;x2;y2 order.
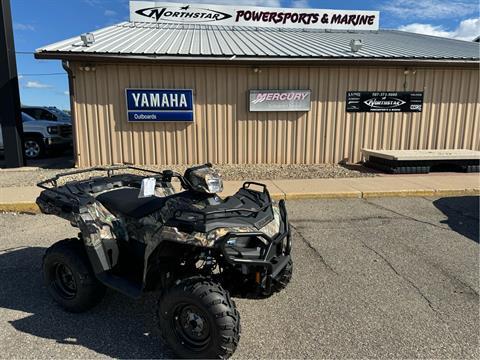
270;194;287;201
285;189;480;200
1;189;478;213
361;189;437;198
433;188;480;197
0;202;40;214
283;192;361;200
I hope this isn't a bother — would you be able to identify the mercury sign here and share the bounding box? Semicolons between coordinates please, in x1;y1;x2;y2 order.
126;89;194;122
249;90;311;112
130;1;379;31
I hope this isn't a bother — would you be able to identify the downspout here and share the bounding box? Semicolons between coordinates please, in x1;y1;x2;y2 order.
62;60;79;168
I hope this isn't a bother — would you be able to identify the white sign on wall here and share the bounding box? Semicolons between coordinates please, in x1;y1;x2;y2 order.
249;90;311;112
130;1;380;31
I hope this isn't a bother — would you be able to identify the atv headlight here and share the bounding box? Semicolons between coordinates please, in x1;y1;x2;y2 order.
185;165;223;194
226;237;250;247
205;175;223;194
224;235;268;260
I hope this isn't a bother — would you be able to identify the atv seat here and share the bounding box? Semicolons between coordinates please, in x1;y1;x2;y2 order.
96;187;169;219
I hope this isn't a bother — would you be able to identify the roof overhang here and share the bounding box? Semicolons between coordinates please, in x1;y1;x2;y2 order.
34;51;480;68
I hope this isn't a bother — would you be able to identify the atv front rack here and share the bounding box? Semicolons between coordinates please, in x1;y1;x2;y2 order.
173;182;273;222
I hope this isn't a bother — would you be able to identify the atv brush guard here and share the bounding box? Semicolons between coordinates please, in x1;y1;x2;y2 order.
220;199;292;291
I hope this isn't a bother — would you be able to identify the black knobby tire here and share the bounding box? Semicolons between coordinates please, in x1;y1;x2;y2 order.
43;238;106;313
157;277;241;359
271;259;293;293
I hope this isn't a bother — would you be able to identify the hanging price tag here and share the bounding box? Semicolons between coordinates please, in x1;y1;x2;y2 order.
139;177;156;198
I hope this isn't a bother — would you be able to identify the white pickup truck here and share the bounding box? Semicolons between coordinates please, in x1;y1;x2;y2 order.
0;112;72;159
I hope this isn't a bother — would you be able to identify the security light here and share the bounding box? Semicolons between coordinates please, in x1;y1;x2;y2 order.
350;39;363;53
80;33;95;47
79;65;96;72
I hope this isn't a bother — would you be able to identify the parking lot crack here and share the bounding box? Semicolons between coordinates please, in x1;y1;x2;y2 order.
290;224;338;275
360;241;439;314
402;245;479;298
363;199;450;232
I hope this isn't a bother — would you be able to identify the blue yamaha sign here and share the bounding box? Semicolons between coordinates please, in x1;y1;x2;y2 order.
125;89;194;122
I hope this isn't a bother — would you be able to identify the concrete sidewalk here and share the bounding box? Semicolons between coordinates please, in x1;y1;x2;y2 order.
0;173;479;213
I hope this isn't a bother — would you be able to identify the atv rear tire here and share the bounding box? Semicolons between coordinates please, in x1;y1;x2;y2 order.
271;259;293;293
157;277;241;359
43;238;106;313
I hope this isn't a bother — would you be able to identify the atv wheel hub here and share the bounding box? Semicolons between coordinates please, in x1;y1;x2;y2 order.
173;304;210;348
53;263;77;299
185;310;205;335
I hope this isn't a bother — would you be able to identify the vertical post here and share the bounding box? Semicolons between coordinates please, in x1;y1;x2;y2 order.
0;0;25;167
62;60;79;167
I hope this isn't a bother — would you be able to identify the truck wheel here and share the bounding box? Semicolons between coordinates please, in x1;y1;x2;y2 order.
24;136;45;159
43;238;106;313
157;277;241;359
271;259;293;293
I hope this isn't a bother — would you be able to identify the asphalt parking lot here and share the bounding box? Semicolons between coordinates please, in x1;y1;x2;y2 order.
0;196;478;359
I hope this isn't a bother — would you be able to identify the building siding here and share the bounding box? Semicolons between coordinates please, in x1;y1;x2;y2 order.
71;63;479;167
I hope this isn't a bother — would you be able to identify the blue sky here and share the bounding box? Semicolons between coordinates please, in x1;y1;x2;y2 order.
11;0;480;110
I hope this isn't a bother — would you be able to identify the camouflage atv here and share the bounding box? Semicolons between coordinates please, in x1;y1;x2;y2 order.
36;163;293;359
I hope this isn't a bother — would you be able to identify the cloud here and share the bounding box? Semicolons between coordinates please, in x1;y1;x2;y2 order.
24;81;52;89
104;9;117;17
398;17;480;41
13;23;35;31
291;0;310;8
83;0;102;6
382;0;478;20
64;91;70;95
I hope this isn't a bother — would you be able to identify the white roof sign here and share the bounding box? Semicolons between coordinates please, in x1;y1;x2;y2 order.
130;1;380;31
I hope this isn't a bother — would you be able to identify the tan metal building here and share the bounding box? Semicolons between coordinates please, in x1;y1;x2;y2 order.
36;23;480;167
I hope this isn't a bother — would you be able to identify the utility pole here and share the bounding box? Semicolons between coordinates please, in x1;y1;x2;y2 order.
0;0;25;167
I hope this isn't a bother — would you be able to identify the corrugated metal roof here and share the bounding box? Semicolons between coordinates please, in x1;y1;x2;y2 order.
36;22;480;62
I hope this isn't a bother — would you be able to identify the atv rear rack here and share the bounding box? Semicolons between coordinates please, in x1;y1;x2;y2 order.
36;165;180;209
37;165;164;190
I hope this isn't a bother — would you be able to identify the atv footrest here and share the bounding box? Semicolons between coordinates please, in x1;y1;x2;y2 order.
96;272;143;299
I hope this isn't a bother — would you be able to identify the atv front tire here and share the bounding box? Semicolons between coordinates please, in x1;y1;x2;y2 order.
43;238;106;313
157;277;241;359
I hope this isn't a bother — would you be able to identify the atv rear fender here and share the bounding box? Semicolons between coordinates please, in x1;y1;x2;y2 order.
76;210;120;273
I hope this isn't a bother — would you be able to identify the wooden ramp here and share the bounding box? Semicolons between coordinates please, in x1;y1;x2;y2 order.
362;149;480;174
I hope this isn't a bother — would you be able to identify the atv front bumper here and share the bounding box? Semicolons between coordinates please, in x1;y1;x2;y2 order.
219;200;292;292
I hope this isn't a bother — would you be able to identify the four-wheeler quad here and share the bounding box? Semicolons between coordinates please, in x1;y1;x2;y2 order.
36;163;293;359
